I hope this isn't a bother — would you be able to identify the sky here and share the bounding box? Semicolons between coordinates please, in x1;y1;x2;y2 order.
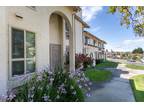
82;6;144;52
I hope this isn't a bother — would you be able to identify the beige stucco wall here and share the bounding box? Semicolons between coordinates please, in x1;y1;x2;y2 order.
7;6;50;71
0;7;8;95
76;10;82;18
75;19;83;53
49;14;63;45
7;7;50;89
0;6;77;95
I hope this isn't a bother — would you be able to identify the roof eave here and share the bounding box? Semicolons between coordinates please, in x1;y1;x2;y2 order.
70;6;81;12
83;31;107;44
74;15;90;28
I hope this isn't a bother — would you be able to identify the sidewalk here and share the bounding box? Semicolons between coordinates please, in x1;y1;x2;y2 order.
85;64;136;102
117;64;144;79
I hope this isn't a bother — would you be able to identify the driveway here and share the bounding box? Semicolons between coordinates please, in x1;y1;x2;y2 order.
85;64;135;102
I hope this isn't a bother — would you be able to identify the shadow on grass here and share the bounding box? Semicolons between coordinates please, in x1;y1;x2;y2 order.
95;60;119;69
130;79;144;102
104;68;129;78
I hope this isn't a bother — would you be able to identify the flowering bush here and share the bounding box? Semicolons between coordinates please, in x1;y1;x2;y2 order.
75;54;83;68
83;56;93;69
75;54;93;69
70;68;92;94
6;68;85;102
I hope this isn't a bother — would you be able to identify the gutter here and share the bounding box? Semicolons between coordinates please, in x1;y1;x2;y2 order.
74;14;90;28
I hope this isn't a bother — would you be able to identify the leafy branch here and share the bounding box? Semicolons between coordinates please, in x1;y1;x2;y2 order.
108;6;144;37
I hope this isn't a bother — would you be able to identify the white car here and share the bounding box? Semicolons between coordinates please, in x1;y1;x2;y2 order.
140;59;144;63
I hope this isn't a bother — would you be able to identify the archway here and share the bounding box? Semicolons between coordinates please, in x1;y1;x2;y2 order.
49;11;72;71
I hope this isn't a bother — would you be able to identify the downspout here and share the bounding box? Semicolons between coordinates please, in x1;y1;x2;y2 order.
72;13;76;51
72;13;76;71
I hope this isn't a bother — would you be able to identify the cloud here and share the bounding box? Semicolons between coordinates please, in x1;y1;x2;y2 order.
106;38;144;52
89;26;101;33
123;38;144;45
105;44;124;52
82;6;103;22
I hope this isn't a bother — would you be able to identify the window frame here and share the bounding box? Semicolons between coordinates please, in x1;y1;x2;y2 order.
65;22;70;40
9;26;37;79
85;37;89;45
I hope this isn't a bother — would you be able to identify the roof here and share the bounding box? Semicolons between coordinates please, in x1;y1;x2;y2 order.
72;6;81;12
74;15;90;28
83;31;107;44
67;7;89;28
69;6;81;12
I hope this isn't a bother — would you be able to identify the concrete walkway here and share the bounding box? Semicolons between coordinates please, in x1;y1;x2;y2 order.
117;64;144;79
85;64;136;102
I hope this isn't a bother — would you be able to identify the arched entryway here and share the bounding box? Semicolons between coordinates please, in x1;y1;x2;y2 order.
49;12;72;71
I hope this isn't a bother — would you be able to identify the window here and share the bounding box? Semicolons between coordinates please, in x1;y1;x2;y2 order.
98;42;101;47
93;40;96;46
83;48;86;55
90;53;93;58
11;28;36;76
89;39;93;45
101;44;104;48
85;37;89;45
65;22;70;39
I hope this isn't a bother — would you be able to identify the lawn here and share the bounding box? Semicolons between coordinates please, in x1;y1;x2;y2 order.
95;60;119;68
130;75;144;102
85;68;112;82
126;64;144;70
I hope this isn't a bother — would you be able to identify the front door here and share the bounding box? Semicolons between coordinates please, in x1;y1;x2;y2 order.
50;44;62;71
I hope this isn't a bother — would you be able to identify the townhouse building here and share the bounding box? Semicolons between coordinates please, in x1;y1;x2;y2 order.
83;31;107;65
0;6;89;95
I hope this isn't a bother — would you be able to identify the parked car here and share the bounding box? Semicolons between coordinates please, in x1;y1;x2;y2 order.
140;58;144;63
127;59;136;62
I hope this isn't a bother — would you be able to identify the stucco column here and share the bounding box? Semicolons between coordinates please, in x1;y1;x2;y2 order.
62;19;66;67
93;52;96;67
105;51;107;60
69;14;75;72
0;7;8;96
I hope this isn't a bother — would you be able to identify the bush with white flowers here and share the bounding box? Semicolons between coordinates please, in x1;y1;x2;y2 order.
6;68;88;102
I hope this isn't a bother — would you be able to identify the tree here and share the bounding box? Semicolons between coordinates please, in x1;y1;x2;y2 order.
108;6;144;36
132;47;143;54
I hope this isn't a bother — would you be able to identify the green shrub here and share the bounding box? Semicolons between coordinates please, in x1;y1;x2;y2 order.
95;60;118;68
95;59;104;65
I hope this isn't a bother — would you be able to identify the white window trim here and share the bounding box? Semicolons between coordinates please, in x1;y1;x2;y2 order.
9;26;37;79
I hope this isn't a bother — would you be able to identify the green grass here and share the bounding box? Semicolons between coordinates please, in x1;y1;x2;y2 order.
126;64;144;70
130;75;144;102
85;68;112;82
95;60;119;68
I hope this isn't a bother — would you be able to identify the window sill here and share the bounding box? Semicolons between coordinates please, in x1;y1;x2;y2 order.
9;72;36;81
